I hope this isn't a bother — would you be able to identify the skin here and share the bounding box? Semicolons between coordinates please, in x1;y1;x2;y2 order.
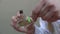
11;0;60;34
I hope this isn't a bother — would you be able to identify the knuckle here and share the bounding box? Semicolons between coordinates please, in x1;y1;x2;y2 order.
48;2;55;7
12;16;15;20
17;14;20;17
12;16;17;22
17;11;20;16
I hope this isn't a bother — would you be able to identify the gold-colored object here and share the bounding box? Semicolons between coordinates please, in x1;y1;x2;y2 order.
17;10;32;26
18;16;32;26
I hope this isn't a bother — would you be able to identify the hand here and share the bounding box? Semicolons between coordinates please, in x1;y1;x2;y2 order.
39;0;60;33
39;0;59;22
32;0;59;22
11;11;35;34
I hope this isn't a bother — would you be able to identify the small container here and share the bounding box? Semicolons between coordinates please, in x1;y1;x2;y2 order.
17;10;33;26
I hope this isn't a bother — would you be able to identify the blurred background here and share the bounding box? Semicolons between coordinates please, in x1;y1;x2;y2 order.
0;0;40;34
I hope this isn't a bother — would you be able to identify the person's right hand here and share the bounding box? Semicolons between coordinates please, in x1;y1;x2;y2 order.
32;0;59;22
41;0;59;22
38;0;59;22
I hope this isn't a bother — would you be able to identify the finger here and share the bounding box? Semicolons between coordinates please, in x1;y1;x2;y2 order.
43;5;55;17
18;26;27;33
42;11;55;20
39;1;52;17
40;3;49;17
16;11;20;18
42;11;53;20
11;16;25;32
47;11;58;22
38;0;47;12
41;2;49;12
12;16;17;23
43;11;58;22
41;4;55;17
33;0;47;14
11;24;22;32
42;5;56;20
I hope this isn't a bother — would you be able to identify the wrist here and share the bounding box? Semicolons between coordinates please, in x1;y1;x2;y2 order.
26;26;35;34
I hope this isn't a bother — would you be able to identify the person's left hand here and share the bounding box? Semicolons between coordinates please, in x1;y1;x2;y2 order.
11;11;35;34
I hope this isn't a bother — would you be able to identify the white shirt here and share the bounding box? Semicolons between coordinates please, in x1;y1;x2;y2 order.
34;17;60;34
52;20;60;34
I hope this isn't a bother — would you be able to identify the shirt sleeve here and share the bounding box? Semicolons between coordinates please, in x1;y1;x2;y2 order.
34;24;51;34
34;17;51;34
52;20;60;34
